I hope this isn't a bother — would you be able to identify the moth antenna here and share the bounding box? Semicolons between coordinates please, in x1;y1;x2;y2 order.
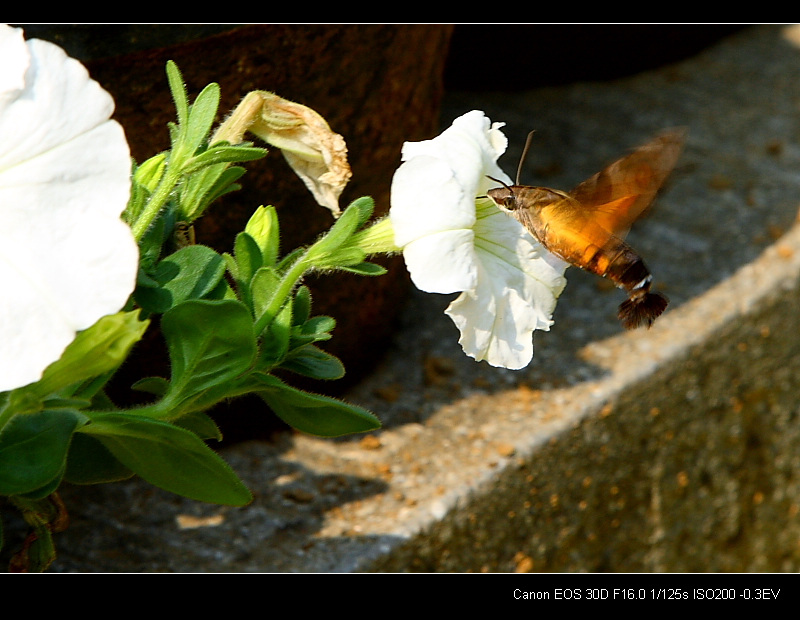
516;130;536;185
486;175;513;192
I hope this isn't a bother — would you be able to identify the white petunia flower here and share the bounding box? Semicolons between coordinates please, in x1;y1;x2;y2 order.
389;110;567;369
0;25;138;392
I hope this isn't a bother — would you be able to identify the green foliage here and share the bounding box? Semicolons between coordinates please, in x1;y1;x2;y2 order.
0;409;86;498
126;61;267;243
0;61;392;571
255;374;378;436
80;412;252;505
135;244;229;314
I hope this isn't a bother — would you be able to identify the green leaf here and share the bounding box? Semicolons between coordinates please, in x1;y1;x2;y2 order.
161;299;257;413
183;82;220;158
347;196;375;228
166;61;189;129
81;412;251;505
0;409;86;497
258;292;293;367
300;196;375;271
290;315;336;348
69;370;118;405
213;276;238;301
175;411;223;441
222;251;239;281
130;376;170;397
135;244;227;313
250;266;281;327
331;248;368;269
234;232;264;292
6;494;67;572
276;247;306;272
134;152;168;193
279;345;345;380
305;201;361;262
7;311;149;410
292;285;312;326
255;374;380;437
183;144;266;173
178;164;247;222
302;197;386;271
64;433;133;485
126;154;168;225
340;261;388;276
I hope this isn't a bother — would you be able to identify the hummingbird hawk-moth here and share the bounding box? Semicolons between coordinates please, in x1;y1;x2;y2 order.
488;128;686;330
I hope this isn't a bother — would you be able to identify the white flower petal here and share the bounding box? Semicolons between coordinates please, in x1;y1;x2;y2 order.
402;229;478;293
0;33;115;171
400;110;511;199
390;110;512;261
0;25;138;391
445;202;567;369
474;201;568;330
447;286;536;370
0;26;27;97
390;155;476;247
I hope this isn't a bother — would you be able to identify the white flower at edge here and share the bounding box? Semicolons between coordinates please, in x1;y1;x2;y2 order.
389;110;567;370
0;25;138;392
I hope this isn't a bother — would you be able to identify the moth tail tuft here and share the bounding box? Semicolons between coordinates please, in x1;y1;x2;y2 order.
617;292;669;330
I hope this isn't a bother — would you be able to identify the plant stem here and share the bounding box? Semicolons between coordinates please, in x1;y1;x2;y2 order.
131;166;182;242
253;252;312;335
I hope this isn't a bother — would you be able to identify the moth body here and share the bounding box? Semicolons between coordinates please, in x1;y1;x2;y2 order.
488;129;685;329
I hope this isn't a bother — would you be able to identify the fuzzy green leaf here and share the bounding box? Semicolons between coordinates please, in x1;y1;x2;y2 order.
234;232;264;292
279;345;345;380
259;293;293;368
183;83;220;158
7;311;148;411
250;266;282;328
178;164;247;222
81;412;251;505
64;433;133;485
135;244;227;314
160;299;257;412
182;144;266;173
291;285;312;327
0;409;86;497
347;196;375;227
166;61;189;128
340;261;388;276
304;201;362;263
255;374;380;437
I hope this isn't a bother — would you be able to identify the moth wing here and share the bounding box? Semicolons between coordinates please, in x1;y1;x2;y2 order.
568;128;686;237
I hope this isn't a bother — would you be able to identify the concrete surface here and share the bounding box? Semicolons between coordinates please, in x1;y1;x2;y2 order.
7;24;800;572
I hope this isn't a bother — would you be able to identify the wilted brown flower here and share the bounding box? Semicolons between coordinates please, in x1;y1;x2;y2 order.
213;91;351;216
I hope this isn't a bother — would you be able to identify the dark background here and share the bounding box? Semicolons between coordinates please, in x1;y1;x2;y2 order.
19;24;746;90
